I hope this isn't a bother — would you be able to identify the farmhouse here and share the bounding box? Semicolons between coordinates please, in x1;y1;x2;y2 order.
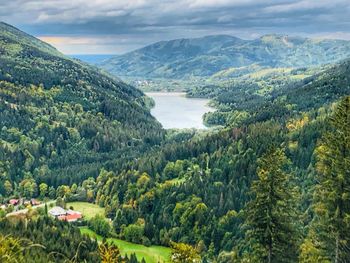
58;211;82;222
9;199;19;205
48;206;82;222
48;206;66;217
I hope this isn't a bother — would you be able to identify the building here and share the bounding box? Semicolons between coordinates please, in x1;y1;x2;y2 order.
9;199;19;206
58;212;82;222
48;206;67;217
48;206;82;222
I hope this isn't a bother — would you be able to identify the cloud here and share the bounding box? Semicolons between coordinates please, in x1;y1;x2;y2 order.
263;0;347;13
1;0;349;54
37;35;147;54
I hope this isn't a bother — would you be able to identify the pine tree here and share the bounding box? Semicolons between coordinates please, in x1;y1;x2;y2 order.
307;96;350;262
242;147;299;263
129;253;138;263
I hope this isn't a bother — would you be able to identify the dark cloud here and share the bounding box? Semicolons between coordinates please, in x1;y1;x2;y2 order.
1;0;349;54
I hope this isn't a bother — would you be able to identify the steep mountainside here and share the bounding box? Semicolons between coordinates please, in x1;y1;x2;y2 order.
191;58;350;126
0;22;164;188
100;34;350;79
285;59;350;109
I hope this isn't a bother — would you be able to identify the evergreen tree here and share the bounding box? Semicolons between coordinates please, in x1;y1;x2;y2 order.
129;253;138;263
242;147;299;263
305;96;350;262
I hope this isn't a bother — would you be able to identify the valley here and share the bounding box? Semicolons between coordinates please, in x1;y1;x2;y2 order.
1;9;350;263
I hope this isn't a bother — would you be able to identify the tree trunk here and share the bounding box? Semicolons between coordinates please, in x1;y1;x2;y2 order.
268;242;272;263
335;233;339;263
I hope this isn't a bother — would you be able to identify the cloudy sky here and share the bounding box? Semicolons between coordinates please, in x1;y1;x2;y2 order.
1;0;350;54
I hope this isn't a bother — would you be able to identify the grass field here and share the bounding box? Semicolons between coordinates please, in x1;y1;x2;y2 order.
80;227;171;263
66;202;105;219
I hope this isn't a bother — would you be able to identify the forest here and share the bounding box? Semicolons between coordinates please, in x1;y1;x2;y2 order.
0;21;350;263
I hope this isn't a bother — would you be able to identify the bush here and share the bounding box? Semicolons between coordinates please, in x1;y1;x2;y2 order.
88;215;111;237
122;223;144;244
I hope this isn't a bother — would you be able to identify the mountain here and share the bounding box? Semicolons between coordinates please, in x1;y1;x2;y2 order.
2;21;350;263
285;58;350;109
100;34;350;79
189;58;350;126
0;22;163;188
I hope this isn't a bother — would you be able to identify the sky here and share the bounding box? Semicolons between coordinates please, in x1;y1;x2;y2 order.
1;0;350;54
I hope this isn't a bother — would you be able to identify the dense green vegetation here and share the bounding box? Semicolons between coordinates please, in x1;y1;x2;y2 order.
0;21;164;192
1;22;350;263
194;60;350;127
0;216;100;262
88;95;349;262
100;34;350;79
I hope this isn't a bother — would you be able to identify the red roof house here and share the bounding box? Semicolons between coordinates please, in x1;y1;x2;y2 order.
57;213;82;222
9;199;19;205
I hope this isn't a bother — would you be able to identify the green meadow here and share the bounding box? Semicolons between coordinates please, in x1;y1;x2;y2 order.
66;202;105;220
80;227;171;263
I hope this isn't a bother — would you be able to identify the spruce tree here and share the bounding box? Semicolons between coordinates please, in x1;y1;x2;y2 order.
242;147;299;263
307;96;350;262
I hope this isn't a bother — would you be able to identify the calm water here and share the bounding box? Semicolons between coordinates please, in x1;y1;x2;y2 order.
146;92;214;129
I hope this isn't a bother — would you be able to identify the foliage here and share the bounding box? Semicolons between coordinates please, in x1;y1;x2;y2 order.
0;22;164;191
0;217;100;262
88;214;111;237
98;242;122;263
170;241;201;263
2;22;350;262
0;234;43;263
242;148;299;262
304;96;350;262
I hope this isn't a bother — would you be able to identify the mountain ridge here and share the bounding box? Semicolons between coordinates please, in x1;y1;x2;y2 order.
100;34;350;79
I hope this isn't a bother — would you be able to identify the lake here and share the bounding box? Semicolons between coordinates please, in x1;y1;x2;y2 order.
146;92;214;129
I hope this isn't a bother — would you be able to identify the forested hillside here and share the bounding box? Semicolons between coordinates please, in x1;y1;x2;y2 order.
194;59;350;126
100;34;350;79
1;22;350;263
90;93;350;262
90;47;350;261
0;21;164;190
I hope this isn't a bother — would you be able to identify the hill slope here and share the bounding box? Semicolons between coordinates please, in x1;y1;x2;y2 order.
0;22;164;188
100;34;350;79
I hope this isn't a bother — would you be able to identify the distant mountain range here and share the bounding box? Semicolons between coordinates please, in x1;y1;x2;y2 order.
70;54;113;64
100;34;350;79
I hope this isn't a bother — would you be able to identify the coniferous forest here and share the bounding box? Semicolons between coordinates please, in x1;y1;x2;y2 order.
0;5;350;262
